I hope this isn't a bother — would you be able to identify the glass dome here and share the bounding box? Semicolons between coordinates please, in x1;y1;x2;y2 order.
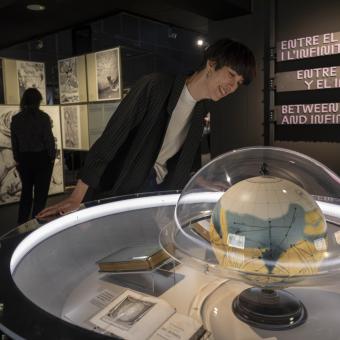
160;146;340;289
160;146;340;329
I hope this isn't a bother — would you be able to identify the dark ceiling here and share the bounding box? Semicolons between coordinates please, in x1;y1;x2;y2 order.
0;0;252;49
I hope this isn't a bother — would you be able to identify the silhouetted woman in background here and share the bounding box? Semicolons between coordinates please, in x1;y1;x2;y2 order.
10;88;56;224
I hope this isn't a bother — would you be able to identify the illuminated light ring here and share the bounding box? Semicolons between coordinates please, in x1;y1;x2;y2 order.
10;192;340;274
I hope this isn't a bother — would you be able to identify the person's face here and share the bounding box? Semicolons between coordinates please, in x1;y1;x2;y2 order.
206;61;244;101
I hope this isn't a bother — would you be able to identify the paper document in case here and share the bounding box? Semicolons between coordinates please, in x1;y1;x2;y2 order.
90;289;175;340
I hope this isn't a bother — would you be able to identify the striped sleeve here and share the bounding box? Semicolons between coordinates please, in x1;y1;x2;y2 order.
79;74;155;188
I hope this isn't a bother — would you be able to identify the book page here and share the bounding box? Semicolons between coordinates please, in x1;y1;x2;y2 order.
90;289;175;339
149;312;204;340
63;288;119;325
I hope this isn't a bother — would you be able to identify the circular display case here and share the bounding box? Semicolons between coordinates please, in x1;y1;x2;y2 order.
1;148;340;339
1;192;220;339
160;147;340;330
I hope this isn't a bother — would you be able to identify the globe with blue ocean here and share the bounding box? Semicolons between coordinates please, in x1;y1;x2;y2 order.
210;175;328;286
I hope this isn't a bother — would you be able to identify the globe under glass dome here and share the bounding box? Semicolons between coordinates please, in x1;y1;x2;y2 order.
160;146;340;289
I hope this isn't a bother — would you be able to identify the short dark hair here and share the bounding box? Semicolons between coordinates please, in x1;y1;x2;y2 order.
199;38;256;85
20;87;43;111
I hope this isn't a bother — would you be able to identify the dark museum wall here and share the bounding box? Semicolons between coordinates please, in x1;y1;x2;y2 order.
1;1;340;232
208;0;340;176
0;13;206;232
207;0;265;158
0;12;204;104
274;0;340;175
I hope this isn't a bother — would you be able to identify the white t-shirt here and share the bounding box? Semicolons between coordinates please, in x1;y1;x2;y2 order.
154;84;197;184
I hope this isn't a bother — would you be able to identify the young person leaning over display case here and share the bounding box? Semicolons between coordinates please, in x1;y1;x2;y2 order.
37;38;256;219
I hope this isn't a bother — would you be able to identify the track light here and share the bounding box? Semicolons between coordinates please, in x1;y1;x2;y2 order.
27;4;46;11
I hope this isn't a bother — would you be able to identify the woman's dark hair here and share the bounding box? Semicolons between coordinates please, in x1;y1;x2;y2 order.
20;87;43;111
199;38;256;85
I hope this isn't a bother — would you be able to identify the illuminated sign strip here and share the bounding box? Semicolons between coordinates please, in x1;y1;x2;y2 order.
276;66;340;92
275;103;340;124
10;194;180;273
277;32;340;62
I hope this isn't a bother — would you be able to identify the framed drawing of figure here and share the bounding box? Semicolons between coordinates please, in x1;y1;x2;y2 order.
2;58;47;105
86;47;122;102
58;55;87;104
61;105;89;151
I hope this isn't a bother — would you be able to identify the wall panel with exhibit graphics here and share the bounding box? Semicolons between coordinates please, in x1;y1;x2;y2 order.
275;32;340;126
87;102;119;147
2;58;47;105
60;103;120;151
86;47;122;102
0;105;64;206
57;47;122;155
273;0;340;175
58;56;87;104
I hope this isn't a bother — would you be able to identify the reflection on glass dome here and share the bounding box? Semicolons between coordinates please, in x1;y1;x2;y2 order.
160;146;340;330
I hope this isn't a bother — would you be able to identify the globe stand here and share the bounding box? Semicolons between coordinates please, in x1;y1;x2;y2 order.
232;287;307;330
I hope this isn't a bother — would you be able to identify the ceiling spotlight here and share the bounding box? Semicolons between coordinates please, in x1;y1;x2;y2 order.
196;39;205;47
197;39;204;46
27;4;46;11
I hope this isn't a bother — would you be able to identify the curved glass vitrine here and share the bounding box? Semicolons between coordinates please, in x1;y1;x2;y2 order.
0;148;340;339
161;147;340;332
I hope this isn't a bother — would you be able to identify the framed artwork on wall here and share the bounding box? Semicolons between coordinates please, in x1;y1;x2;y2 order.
0;105;21;205
87;102;120;147
61;105;89;150
58;55;87;104
41;105;62;150
86;47;122;102
2;58;47;105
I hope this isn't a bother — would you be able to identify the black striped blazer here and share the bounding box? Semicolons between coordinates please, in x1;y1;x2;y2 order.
80;73;208;199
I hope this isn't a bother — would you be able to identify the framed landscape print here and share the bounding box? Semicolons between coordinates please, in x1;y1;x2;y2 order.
2;58;46;105
86;47;122;102
58;55;87;104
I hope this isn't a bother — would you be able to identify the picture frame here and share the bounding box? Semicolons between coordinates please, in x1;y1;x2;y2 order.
61;104;89;150
2;58;47;105
58;55;87;104
86;47;122;102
